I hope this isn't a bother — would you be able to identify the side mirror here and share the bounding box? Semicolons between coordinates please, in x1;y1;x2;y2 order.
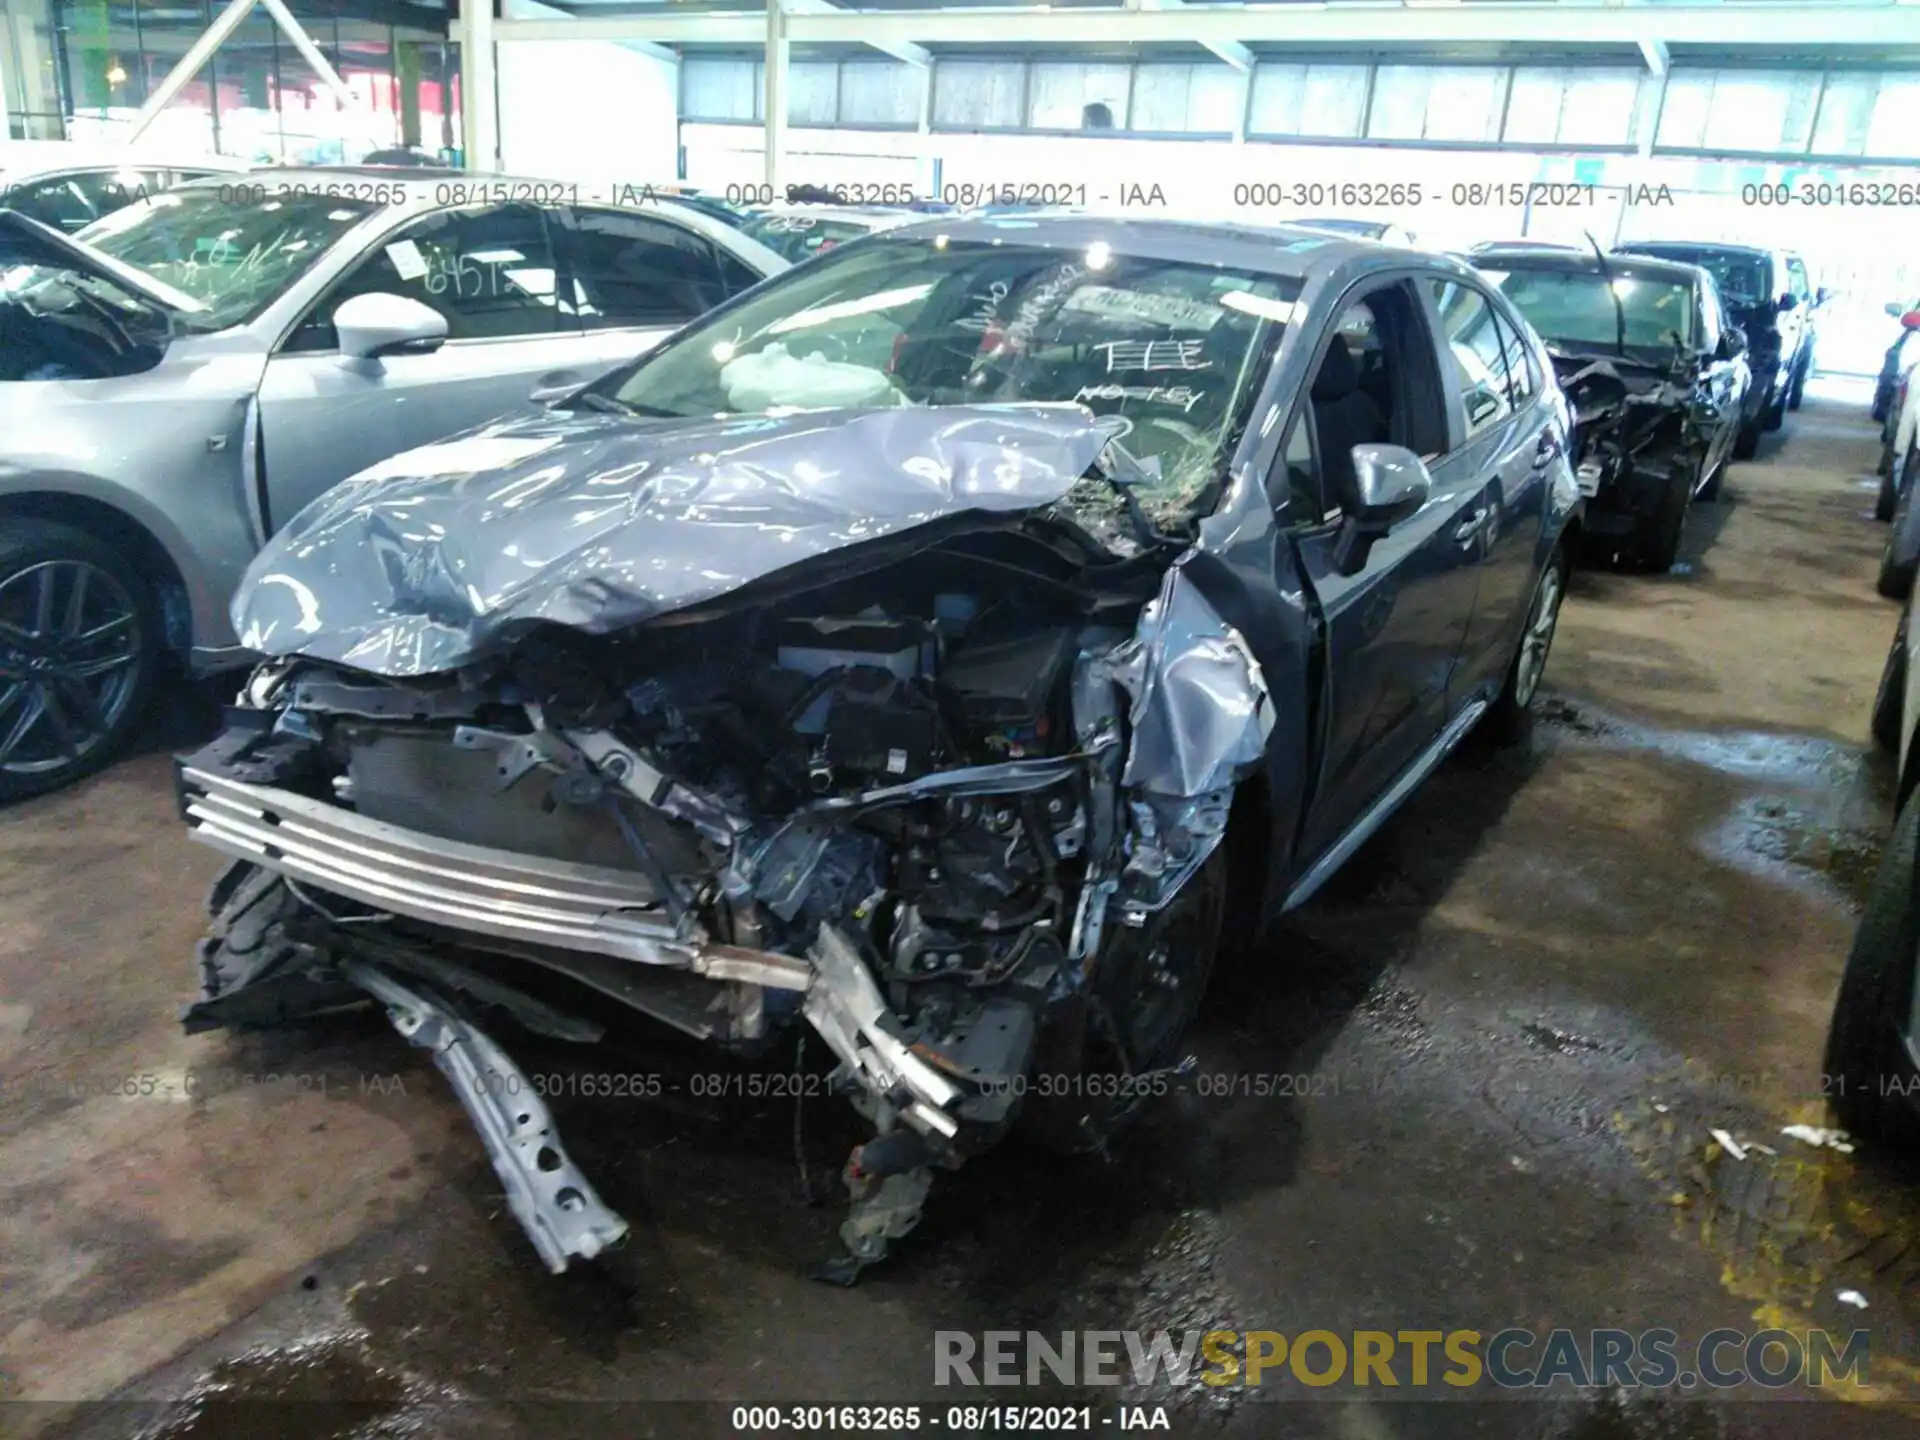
1777;292;1798;313
1903;311;1920;332
335;293;447;360
1334;444;1432;575
1719;325;1749;360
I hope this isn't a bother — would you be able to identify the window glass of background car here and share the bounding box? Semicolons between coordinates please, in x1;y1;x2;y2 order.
741;213;872;264
1491;310;1536;408
563;208;731;329
290;203;561;350
717;248;762;298
5;169;164;232
1786;257;1811;303
1428;279;1513;438
1697;279;1723;353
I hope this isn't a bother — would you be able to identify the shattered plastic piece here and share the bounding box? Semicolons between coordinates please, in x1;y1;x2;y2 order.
1780;1124;1856;1153
1708;1128;1748;1161
1837;1289;1869;1309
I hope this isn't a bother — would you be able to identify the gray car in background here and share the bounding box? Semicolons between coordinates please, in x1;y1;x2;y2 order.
0;167;787;799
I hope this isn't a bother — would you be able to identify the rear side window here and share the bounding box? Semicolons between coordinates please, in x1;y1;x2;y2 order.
563;207;732;328
1428;279;1514;439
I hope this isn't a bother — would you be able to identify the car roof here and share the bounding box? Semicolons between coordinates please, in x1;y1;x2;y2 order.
747;205;910;227
1473;246;1703;285
163;166;790;275
875;212;1442;283
0;149;249;182
1619;240;1771;262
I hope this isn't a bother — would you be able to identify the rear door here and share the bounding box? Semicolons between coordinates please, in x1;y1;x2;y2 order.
1422;274;1551;701
1286;277;1485;865
255;201;580;532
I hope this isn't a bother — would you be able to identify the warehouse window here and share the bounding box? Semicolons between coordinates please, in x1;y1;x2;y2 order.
1504;67;1641;148
1657;69;1819;153
1867;76;1920;159
1028;63;1131;130
1813;73;1877;155
1247;64;1368;139
1130;63;1241;133
933;60;1024;129
682;57;760;122
840;62;920;126
1370;66;1505;144
788;62;840;127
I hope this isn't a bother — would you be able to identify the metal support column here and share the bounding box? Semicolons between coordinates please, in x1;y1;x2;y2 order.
460;0;499;172
764;0;788;190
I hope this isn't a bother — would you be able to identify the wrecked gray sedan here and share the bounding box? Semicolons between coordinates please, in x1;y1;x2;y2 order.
176;217;1580;1278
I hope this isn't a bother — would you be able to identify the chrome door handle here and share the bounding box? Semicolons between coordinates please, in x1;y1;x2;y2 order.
1453;506;1489;544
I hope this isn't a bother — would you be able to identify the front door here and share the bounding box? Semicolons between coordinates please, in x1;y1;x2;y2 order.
257;202;591;534
1285;280;1485;867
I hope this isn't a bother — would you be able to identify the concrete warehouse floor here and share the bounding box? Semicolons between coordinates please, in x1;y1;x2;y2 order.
6;388;1920;1439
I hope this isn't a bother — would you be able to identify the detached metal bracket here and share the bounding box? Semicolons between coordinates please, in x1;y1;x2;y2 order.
343;962;629;1273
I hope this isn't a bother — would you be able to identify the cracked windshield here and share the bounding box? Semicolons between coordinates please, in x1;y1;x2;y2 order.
606;235;1300;531
1479;265;1698;359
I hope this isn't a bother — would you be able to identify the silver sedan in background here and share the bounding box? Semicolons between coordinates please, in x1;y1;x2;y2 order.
0;167;788;799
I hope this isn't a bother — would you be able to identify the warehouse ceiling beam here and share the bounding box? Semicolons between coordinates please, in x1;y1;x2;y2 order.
127;0;353;142
1125;0;1253;70
784;0;931;65
495;4;1920;48
1638;38;1669;74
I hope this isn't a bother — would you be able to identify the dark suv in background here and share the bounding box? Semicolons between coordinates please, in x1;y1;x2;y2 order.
1615;242;1821;457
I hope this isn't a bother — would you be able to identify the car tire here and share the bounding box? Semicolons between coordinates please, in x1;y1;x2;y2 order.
0;518;165;804
1641;469;1691;572
1762;382;1787;433
1881;482;1918;599
1487;546;1568;744
1879;468;1901;523
1017;845;1226;1155
1787;354;1810;411
1822;790;1920;1151
1733;414;1763;461
1873;613;1906;754
189;861;361;1030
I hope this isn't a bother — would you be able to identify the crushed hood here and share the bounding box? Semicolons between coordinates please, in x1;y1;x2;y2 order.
233;404;1111;677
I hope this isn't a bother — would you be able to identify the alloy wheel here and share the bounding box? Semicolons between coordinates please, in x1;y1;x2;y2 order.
1513;565;1564;710
0;559;143;777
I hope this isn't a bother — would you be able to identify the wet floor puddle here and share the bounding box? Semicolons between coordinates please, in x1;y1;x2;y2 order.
1536;695;1890;904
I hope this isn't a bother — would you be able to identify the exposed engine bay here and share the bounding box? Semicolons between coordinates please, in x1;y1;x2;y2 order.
179;410;1274;1280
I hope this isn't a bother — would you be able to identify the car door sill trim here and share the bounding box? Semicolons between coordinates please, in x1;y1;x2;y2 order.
1281;697;1489;913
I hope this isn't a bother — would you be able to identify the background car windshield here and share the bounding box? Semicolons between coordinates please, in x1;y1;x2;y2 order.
1628;245;1768;306
609;236;1299;524
1482;266;1696;356
740;213;874;263
76;189;376;330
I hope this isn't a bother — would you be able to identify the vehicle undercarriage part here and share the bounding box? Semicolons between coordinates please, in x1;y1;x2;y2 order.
183;411;1277;1277
345;961;630;1273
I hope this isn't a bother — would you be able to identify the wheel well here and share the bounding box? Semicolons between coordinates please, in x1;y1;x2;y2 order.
0;492;191;654
1222;771;1274;944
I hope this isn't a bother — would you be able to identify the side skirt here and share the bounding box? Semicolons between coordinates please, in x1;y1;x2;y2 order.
1279;698;1489;913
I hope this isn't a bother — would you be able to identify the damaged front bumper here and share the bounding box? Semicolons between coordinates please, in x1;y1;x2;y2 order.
177;759;1013;1273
